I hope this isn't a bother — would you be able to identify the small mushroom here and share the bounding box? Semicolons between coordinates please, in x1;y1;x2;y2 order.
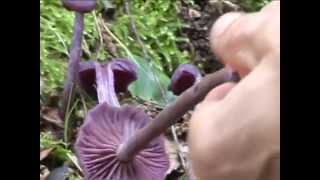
78;60;96;96
60;0;96;119
78;59;138;97
76;103;168;180
168;64;202;96
75;60;169;180
62;0;96;13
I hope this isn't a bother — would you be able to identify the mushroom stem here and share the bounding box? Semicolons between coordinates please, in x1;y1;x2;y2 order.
61;12;84;119
95;63;120;106
117;68;240;162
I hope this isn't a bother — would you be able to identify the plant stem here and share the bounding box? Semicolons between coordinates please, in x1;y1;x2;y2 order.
64;98;79;145
61;12;84;119
92;12;104;59
117;68;239;162
123;0;148;60
98;15;134;60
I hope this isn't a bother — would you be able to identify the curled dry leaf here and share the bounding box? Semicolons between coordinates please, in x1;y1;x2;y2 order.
40;148;54;161
169;64;202;96
164;139;181;175
41;107;64;128
40;164;50;179
188;8;201;19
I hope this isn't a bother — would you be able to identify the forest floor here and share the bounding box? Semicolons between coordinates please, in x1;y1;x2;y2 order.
40;0;269;179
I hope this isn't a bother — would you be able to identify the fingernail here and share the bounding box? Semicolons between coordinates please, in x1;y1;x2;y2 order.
212;12;242;38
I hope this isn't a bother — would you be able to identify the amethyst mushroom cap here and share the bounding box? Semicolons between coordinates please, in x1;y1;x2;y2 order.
169;64;202;95
79;60;96;96
75;103;168;180
62;0;96;13
78;59;138;97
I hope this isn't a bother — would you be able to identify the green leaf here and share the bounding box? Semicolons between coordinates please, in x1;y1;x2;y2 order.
40;132;71;161
128;57;176;107
100;0;114;9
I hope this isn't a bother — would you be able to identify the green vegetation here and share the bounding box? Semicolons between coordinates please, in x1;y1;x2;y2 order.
40;0;98;96
40;0;272;97
239;0;272;11
40;0;188;100
40;132;71;161
111;0;189;73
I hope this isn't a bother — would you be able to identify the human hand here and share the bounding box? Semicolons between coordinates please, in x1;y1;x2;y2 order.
188;1;280;180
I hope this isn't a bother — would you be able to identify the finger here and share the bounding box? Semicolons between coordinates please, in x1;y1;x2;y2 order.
204;82;236;102
209;1;279;77
261;1;280;13
210;12;261;77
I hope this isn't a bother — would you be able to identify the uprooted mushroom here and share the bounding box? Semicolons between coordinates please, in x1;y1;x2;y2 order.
74;60;239;179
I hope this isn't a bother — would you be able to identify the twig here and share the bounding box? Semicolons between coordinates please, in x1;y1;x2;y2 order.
123;0;148;60
80;93;88;117
97;15;134;59
98;15;150;75
41;114;64;128
209;0;240;13
222;0;240;10
92;11;104;59
82;37;92;58
171;126;187;168
67;152;83;173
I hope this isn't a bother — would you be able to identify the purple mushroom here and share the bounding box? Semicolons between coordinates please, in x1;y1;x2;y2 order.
75;60;169;180
61;0;96;119
78;59;138;97
115;68;240;167
62;0;96;13
75;60;239;179
168;64;202;96
59;1;240;179
78;60;96;96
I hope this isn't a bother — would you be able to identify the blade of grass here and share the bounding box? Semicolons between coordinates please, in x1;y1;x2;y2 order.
64;95;80;146
67;152;83;173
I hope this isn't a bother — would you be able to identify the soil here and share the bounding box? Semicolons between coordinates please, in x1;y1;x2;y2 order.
177;0;239;74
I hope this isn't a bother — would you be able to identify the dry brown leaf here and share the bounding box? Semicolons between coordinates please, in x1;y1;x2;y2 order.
188;9;201;18
40;164;50;179
164;139;181;175
41;106;64;128
40;148;54;161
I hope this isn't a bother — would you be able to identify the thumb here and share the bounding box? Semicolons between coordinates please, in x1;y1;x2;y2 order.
204;82;236;102
209;1;280;77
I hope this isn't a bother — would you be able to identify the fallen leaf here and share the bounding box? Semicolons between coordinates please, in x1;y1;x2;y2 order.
40;148;54;161
164;139;180;175
41;106;64;128
40;164;50;179
188;8;201;18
